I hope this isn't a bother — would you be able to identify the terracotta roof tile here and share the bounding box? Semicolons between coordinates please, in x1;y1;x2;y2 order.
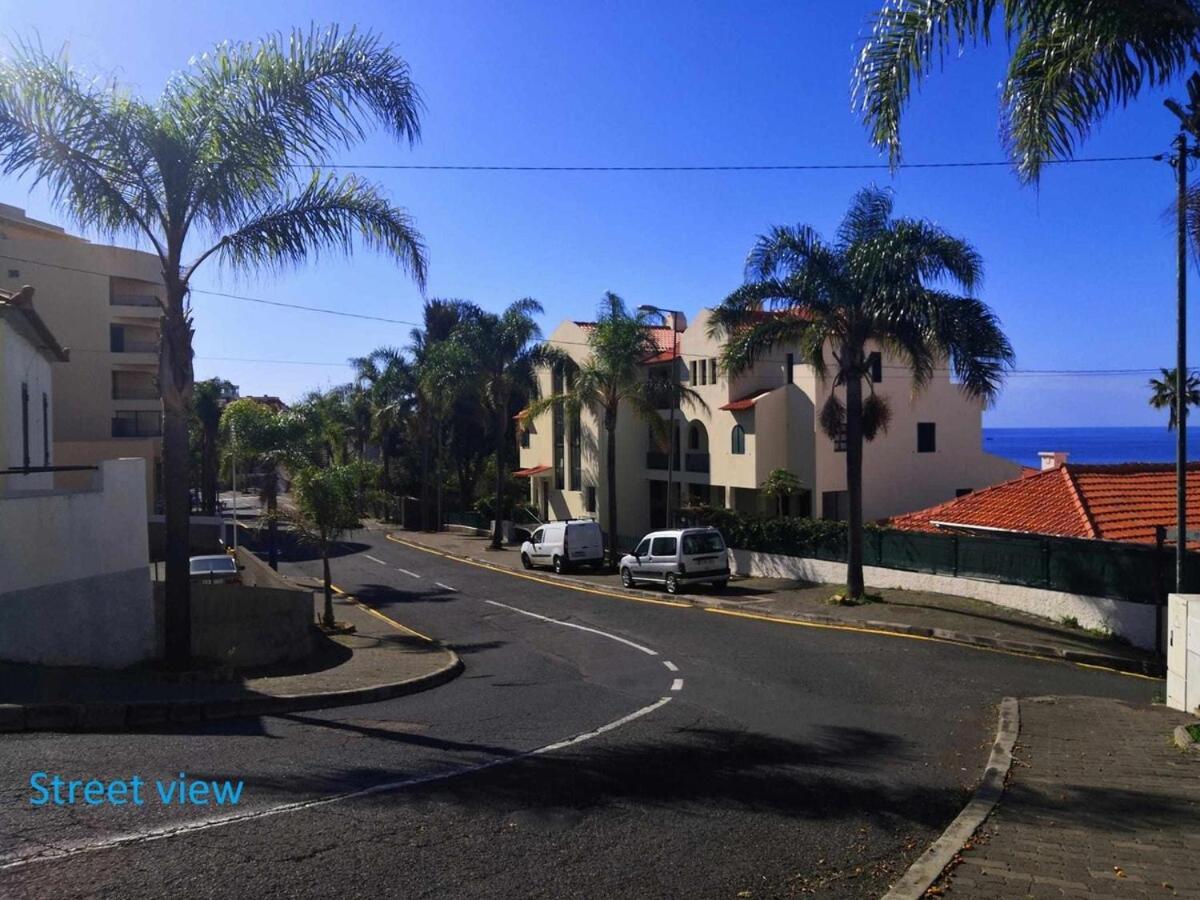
719;389;773;411
890;462;1200;545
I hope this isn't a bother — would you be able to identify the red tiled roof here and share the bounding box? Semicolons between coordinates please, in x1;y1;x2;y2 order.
574;322;677;363
719;389;773;411
890;462;1200;546
513;464;551;477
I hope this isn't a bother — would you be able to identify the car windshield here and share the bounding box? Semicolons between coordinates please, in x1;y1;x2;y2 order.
682;532;725;555
190;557;237;575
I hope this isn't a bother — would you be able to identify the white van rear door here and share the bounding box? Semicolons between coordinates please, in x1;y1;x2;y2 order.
567;524;602;560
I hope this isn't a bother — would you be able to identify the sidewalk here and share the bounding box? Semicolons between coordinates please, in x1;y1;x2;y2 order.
938;696;1200;898
0;592;461;732
388;528;1161;675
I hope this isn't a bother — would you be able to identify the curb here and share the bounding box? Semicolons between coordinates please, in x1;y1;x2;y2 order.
0;653;463;734
882;697;1021;900
1173;724;1200;753
387;533;1162;677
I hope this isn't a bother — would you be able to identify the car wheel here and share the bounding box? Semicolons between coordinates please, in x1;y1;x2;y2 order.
621;567;633;588
553;555;565;574
521;553;532;570
665;573;679;595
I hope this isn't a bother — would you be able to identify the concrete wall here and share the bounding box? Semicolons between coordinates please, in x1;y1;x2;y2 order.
730;547;1159;651
0;457;155;667
0;313;56;489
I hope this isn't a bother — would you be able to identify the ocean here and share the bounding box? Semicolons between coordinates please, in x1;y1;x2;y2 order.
982;426;1200;468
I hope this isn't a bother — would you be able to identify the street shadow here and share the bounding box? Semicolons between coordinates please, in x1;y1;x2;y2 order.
234;723;964;828
996;781;1199;833
355;583;458;606
445;640;507;655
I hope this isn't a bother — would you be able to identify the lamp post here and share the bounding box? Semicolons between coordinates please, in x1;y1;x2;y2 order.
638;304;682;527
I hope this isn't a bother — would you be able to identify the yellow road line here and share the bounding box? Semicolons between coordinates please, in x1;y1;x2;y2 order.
328;581;434;642
381;534;1161;682
384;534;691;608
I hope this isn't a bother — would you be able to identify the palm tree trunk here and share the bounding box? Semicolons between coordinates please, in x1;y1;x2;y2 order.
420;412;431;531
435;418;444;532
605;407;619;570
322;547;334;628
492;403;507;548
160;294;193;667
844;368;866;600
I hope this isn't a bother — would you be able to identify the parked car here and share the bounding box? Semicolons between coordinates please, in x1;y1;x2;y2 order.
619;527;729;594
520;520;605;573
189;554;242;585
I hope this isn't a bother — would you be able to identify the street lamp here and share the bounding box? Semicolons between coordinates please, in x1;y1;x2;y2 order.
638;304;682;527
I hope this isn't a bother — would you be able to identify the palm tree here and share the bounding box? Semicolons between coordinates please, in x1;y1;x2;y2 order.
710;187;1014;600
461;299;567;549
1150;367;1200;429
350;347;414;497
416;336;476;532
191;378;231;515
0;28;428;665
853;1;1200;181
528;292;704;569
760;468;802;518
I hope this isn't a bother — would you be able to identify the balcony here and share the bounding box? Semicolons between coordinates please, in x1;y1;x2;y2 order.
685;452;710;473
113;340;158;354
112;384;159;401
110;293;160;308
112;414;162;438
646;451;668;470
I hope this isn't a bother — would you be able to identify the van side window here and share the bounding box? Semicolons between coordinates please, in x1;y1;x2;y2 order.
651;536;677;556
634;539;650;557
532;528;544;544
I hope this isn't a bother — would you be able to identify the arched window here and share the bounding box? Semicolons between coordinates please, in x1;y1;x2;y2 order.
731;425;746;455
688;424;700;450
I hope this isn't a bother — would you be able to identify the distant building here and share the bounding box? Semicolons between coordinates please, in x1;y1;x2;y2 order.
889;451;1200;545
0;203;165;510
517;309;1021;543
0;284;153;667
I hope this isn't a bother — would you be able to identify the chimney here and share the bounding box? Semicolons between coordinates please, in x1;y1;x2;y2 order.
1038;451;1069;471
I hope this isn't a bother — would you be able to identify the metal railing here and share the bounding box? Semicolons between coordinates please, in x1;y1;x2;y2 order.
113;340;158;354
110;293;160;308
112;385;159;400
112;416;162;438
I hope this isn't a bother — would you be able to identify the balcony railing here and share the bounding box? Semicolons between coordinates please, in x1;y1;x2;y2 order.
110;293;160;308
685;452;710;473
112;416;162;438
113;340;158;354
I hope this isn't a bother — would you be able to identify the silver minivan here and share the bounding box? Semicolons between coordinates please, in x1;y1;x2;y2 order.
619;527;729;594
520;520;605;573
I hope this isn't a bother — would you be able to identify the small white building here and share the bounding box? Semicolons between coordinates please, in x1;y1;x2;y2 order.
0;285;155;668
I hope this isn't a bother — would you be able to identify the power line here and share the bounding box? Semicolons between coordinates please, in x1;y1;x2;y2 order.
300;153;1163;173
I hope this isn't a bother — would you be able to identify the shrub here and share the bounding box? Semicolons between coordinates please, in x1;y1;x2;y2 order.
680;504;851;557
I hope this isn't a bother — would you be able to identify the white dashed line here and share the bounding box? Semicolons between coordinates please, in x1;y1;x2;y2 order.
435;582;457;592
483;599;658;656
364;555;388;566
396;568;421;579
662;660;679;672
670;678;684;691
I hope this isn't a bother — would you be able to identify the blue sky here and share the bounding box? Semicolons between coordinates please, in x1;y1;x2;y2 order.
0;0;1188;426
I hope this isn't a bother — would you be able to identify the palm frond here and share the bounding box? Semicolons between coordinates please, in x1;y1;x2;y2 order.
835;185;894;247
745;224;828;280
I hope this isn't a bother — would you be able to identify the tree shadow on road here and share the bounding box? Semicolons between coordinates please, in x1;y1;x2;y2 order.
354;583;458;605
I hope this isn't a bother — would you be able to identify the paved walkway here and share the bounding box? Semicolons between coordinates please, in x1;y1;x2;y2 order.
386;528;1159;671
940;696;1200;898
0;592;454;706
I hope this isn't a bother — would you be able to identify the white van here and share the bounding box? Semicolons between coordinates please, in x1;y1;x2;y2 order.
520;520;605;573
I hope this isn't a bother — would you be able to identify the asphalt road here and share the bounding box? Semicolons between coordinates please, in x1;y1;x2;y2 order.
0;525;1156;899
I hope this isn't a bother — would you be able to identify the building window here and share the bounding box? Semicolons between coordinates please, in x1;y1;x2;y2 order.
41;392;49;467
821;490;848;521
834;428;847;452
585;485;596;513
868;351;882;383
112;410;162;438
786;353;794;384
955;487;972;497
688;424;700;450
731;425;746;455
520;428;530;449
710;358;718;381
690;360;697;383
699;359;707;385
569;409;582;489
20;382;30;468
917;422;937;453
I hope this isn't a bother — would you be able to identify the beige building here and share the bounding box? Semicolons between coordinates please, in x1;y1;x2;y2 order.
517;309;1021;548
0;203;164;508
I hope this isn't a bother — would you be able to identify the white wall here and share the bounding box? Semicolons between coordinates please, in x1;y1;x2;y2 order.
0;457;154;666
730;548;1159;651
0;316;55;490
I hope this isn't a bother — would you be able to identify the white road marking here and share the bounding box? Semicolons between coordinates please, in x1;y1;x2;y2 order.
396;568;421;579
663;660;679;672
364;555;388;566
0;695;675;871
482;599;658;656
670;678;684;691
435;582;456;592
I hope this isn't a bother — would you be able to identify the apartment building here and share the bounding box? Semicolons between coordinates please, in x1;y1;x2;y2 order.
0;204;164;509
517;309;1021;546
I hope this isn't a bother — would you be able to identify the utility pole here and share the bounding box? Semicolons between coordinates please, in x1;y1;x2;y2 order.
1174;132;1190;594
